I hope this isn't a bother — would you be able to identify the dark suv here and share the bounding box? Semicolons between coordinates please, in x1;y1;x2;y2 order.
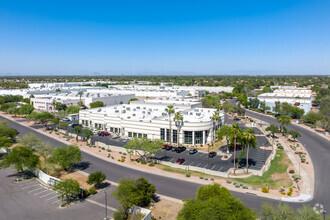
208;152;217;158
176;146;186;153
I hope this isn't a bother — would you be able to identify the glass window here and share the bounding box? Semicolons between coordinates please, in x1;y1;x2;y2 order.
195;131;203;145
166;129;170;142
143;134;147;138
118;128;121;133
128;132;132;137
133;133;137;137
82;120;84;124
94;123;97;128
138;133;142;138
160;128;165;140
205;130;209;144
115;128;118;133
173;130;177;144
184;131;193;145
110;127;113;132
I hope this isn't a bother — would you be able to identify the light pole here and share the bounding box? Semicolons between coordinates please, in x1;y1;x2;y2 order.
104;191;109;220
323;210;326;220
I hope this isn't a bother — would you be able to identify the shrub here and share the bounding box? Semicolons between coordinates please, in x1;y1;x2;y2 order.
204;177;208;181
123;153;127;155
281;192;286;195
111;156;114;159
148;162;155;167
101;147;105;150
119;152;122;154
141;160;147;165
292;186;296;188
84;189;90;197
242;185;248;189
262;187;269;193
233;181;239;185
287;191;292;196
210;178;214;181
89;187;96;195
289;169;295;174
99;150;101;152
107;154;110;158
199;176;204;179
186;174;191;177
278;146;284;150
226;179;232;184
118;159;120;162
235;184;240;188
120;159;125;162
239;183;244;186
136;159;141;163
224;155;228;159
107;149;111;152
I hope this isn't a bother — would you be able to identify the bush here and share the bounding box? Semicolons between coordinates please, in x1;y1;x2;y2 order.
199;176;204;179
123;153;127;155
233;181;239;185
120;159;125;162
89;187;96;195
242;185;248;189
226;179;232;184
235;184;240;188
107;149;111;152
204;177;208;181
141;160;147;165
119;152;122;154
210;178;214;181
239;183;244;186
186;174;191;177
111;156;114;159
101;147;105;150
287;191;292;196
84;189;90;197
262;187;269;193
148;162;155;167
289;169;295;174
136;159;141;163
278;146;284;150
281;192;286;195
107;154;110;158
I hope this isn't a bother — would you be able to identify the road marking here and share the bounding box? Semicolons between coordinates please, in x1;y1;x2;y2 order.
46;195;59;201
40;192;56;198
51;200;60;204
218;167;223;172
28;187;42;193
21;184;41;190
34;189;50;195
86;199;117;212
189;162;194;165
196;162;201;167
199;154;204;157
203;164;208;168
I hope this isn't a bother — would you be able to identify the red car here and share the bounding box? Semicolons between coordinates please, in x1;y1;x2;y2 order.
101;132;110;136
176;157;185;165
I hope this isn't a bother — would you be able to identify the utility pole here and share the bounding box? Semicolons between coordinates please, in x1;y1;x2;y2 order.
104;191;109;220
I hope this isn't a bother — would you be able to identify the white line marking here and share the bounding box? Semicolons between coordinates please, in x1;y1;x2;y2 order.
21;184;41;190
28;188;42;193
86;199;117;212
189;162;194;165
203;164;208;168
46;195;59;201
51;200;60;204
40;192;55;198
196;162;201;167
218;167;223;171
34;189;50;195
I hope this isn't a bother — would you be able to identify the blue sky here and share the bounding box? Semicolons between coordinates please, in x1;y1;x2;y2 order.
0;0;329;75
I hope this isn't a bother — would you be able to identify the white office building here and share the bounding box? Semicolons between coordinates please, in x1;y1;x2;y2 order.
79;98;224;146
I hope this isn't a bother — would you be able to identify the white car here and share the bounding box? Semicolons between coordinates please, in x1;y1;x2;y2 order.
112;135;120;139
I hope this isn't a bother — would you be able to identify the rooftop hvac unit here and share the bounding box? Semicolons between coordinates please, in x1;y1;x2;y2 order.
115;110;119;113
122;110;126;113
97;109;101;112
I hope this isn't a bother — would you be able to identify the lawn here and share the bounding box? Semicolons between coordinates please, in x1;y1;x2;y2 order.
235;149;293;189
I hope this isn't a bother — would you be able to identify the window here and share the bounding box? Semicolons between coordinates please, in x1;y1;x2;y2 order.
110;127;113;132
94;123;97;128
115;128;118;133
143;134;147;138
184;131;193;145
99;124;102;129
173;130;177;144
166;129;170;142
205;130;209;144
82;120;84;124
119;128;121;133
133;133;137;137
194;131;203;145
128;132;132;137
138;133;142;138
160;128;165;140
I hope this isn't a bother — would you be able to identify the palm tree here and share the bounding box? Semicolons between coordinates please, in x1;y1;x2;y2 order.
242;128;258;173
173;112;183;146
231;123;242;174
77;91;84;107
212;111;221;146
165;105;175;144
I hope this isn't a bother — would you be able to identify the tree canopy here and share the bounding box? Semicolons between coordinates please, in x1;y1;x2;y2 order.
87;171;106;188
90;101;104;108
65;105;80;114
52;145;82;170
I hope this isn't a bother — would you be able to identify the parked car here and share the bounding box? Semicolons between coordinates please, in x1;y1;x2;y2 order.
171;147;178;152
176;146;186;153
208;152;217;158
123;139;130;143
112;135;121;139
71;123;82;128
100;132;110;136
62;118;71;122
162;144;168;149
166;145;173;151
176;157;185;165
189;148;198;154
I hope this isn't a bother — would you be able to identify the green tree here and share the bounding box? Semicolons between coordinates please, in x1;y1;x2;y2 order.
83;129;94;143
128;98;139;104
265;124;280;138
222;101;236;114
65;105;80;114
58;123;69;130
36;112;54;127
125;138;163;160
72;126;83;142
0;136;12;150
212;111;221;145
53;178;81;203
177;183;257;220
301;111;323;125
87;171;106;188
0;120;19;142
18;133;42;150
0;146;40;173
173;112;183;146
289;130;301;142
217;124;233;153
35;142;53;159
242;128;258;173
52;145;82;170
112;177;156;217
90;101;104;108
50;118;59;130
18;104;34;116
276;116;292;134
165;105;175;144
77;91;84;105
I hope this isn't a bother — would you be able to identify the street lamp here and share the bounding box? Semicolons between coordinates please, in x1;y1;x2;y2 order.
104;191;109;220
323;210;326;220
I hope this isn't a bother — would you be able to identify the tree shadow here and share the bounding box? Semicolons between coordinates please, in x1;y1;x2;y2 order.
96;182;110;189
152;194;160;203
72;161;91;171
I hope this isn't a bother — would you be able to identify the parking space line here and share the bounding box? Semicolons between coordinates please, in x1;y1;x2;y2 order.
46;195;59;201
189;162;194;165
34;189;50;195
203;164;208;168
14;179;35;184
196;162;201;167
199;154;204;157
51;200;60;204
21;184;41;190
28;187;43;193
39;192;56;198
